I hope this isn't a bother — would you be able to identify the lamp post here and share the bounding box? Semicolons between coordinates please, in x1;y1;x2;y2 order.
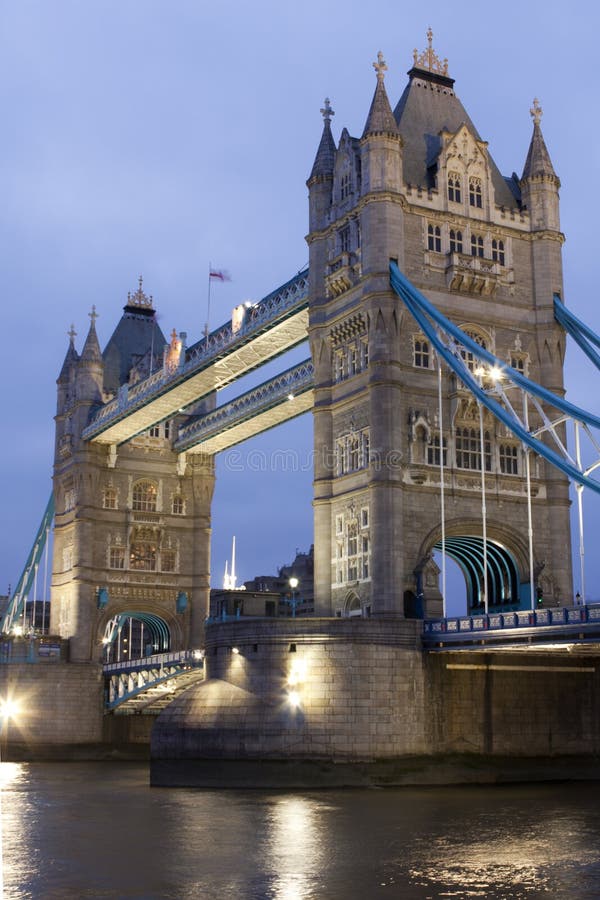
288;577;299;617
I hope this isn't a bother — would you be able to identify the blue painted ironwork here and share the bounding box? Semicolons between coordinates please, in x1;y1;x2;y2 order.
175;359;314;452
423;603;600;649
389;261;600;494
104;649;204;711
83;268;309;441
553;295;600;372
2;493;54;634
434;537;520;611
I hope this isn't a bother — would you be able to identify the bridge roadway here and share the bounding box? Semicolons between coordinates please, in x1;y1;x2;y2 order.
82;268;309;447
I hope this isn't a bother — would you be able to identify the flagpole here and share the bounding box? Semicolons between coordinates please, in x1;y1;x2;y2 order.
205;261;212;339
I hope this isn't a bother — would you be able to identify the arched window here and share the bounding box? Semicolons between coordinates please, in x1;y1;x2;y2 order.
470;234;484;258
427;224;442;252
492;239;505;266
414;337;430;368
449;229;463;254
172;495;184;515
132;480;157;512
448;172;461;203
103;487;117;510
469;177;482;208
459;329;488;373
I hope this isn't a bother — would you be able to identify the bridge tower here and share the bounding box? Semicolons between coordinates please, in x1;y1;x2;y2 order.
51;281;215;662
307;34;571;617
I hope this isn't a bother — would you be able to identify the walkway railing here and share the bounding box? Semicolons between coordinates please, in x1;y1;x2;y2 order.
423;603;600;648
83;268;309;440
175;359;314;452
103;649;204;711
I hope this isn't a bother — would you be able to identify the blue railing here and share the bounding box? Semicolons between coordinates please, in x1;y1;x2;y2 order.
423;603;600;646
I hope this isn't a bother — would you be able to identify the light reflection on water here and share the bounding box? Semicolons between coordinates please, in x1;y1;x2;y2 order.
0;764;600;898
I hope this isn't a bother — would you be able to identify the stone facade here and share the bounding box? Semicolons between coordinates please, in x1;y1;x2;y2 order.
307;40;571;617
51;287;215;662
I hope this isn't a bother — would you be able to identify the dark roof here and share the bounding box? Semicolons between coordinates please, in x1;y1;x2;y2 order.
393;68;519;207
103;306;166;394
57;336;79;382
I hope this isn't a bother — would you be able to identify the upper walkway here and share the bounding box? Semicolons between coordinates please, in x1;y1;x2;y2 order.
82;268;309;446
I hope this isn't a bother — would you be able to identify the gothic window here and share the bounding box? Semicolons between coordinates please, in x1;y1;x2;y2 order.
349;437;360;471
499;444;519;475
427;224;442;252
448;172;462;203
109;546;125;569
427;434;448;466
132;480;157;512
469;177;483;208
362;432;370;468
414;337;430;368
470;234;484;258
335;514;343;535
361;507;369;528
164;421;171;440
130;529;157;571
356;218;361;248
455;427;491;471
103;487;117;510
361;536;370;579
510;354;526;374
172;495;184;515
161;549;177;572
491;239;505;266
349;345;358;376
347;523;358;581
149;424;160;438
339;225;351;254
360;339;369;370
449;229;463;254
459;330;487;373
340;172;352;200
334;350;345;383
64;488;75;512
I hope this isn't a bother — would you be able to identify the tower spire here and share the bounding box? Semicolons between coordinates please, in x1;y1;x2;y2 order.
521;97;559;183
308;98;337;181
81;305;103;363
362;51;398;138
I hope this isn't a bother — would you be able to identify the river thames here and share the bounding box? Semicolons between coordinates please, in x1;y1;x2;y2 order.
2;762;600;898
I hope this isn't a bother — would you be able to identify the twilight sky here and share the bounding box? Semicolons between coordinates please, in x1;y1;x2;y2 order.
2;0;600;606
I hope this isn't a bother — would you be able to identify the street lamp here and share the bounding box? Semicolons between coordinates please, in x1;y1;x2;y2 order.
288;577;299;617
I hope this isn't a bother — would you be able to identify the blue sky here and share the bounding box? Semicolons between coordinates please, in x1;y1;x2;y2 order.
2;0;600;606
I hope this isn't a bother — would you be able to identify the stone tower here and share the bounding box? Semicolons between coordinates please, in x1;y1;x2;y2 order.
51;280;215;662
307;34;572;617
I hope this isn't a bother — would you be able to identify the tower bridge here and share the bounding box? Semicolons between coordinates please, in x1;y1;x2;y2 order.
4;32;600;784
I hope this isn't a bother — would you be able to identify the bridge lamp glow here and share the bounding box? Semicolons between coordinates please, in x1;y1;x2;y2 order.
288;658;307;687
287;393;295;401
11;625;23;638
288;690;301;709
0;699;20;723
488;365;503;383
231;646;240;655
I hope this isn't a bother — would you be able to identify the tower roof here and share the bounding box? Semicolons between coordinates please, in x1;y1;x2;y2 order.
80;306;103;364
308;98;337;180
521;98;558;182
102;277;166;394
392;31;519;207
58;324;79;381
362;52;399;138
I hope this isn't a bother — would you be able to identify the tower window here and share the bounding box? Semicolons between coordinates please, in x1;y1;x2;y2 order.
103;487;117;510
469;177;483;208
456;427;491;471
427;224;442;252
491;239;505;266
499;444;519;475
130;539;157;571
340;172;352;200
449;229;463;254
172;495;184;515
132;480;158;512
109;546;125;569
414;338;430;369
149;424;160;438
161;549;177;572
470;234;484;258
448;172;462;203
511;355;526;374
339;225;351;254
427;434;447;466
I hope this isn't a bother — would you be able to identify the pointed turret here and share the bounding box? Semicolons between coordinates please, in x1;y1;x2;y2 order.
521;99;558;183
362;52;399;138
80;305;103;364
58;324;79;383
308;98;336;181
520;98;561;232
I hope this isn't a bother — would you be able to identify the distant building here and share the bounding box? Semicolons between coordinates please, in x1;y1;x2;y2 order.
245;545;314;616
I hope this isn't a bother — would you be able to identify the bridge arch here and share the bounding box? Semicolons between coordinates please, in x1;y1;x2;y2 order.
97;604;185;663
417;520;531;613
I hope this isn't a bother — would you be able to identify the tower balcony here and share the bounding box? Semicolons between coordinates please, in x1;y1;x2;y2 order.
445;252;504;297
325;251;361;298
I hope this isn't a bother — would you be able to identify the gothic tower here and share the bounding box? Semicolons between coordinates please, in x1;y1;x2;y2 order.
307;34;572;618
51;280;215;662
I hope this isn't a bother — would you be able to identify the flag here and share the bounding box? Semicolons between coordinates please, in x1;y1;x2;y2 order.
209;269;231;282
